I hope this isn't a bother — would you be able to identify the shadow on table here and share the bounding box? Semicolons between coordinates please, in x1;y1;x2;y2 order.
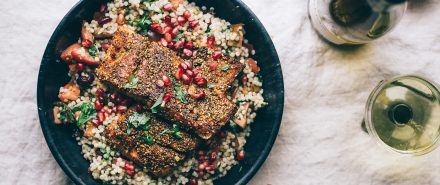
407;0;433;11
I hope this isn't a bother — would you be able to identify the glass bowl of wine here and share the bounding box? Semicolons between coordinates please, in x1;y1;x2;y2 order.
365;75;440;155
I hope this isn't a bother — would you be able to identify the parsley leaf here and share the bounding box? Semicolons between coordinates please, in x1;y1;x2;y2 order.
123;74;139;89
160;124;182;139
150;93;164;113
88;44;98;57
133;15;152;32
75;103;97;127
221;65;230;71
173;31;183;42
128;112;151;128
171;77;187;104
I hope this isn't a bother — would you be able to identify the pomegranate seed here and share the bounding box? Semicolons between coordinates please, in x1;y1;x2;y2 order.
92;119;100;127
164;15;172;24
82;39;92;48
171;27;179;37
205;165;214;172
109;93;116;101
76;63;84;71
163;26;172;34
102;43;110;50
100;4;105;12
95;88;104;97
175;68;184;79
198;163;206;171
189;20;199;28
182;74;191;84
179;62;188;70
156;79;164;87
195;78;207;87
198;155;206;161
237;150;245;161
183;49;193;57
184;61;193;69
212;51;222;60
167;41;174;48
94;100;103;110
191;92;205;99
242;76;248;84
210;152;217;161
97;112;105;123
164;33;172;42
124;162;135;176
98;17;112;26
207;36;215;45
162;76;171;86
183;10;191;19
117;105;127;113
150;23;159;30
177;16;187;24
97;96;105;103
209;61;218;71
162;3;172;11
103;106;112;114
161;93;171;107
185;69;194;77
198;171;205;178
192;68;199;75
174;40;184;48
194;73;202;82
133;104;143;111
190;178;198;185
184;41;193;49
159;38;168;47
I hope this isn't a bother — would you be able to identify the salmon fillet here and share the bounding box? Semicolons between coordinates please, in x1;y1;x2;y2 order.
97;27;243;139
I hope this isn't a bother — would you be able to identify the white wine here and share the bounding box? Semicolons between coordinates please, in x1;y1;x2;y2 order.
365;75;440;155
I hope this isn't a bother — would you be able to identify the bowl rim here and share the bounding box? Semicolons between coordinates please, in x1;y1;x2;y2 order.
37;0;284;184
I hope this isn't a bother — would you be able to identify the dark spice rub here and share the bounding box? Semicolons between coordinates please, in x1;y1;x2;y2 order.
104;108;200;176
97;27;244;140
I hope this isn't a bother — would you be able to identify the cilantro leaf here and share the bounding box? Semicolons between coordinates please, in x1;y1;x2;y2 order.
75;103;97;127
171;76;187;104
88;44;98;57
150;93;164;113
123;74;139;89
173;31;183;42
133;15;152;32
139;135;155;145
160;124;182;139
128;112;151;128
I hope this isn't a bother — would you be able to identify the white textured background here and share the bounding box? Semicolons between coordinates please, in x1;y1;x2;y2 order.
1;0;440;184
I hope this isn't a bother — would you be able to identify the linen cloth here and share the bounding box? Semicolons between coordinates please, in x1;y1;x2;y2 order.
1;0;440;184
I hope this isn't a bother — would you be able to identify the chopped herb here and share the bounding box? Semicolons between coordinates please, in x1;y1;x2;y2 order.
88;44;98;57
193;61;202;67
128;112;151;128
123;74;139;89
173;31;183;42
205;26;211;33
150;93;165;113
60;102;97;128
127;124;132;134
208;83;216;89
160;124;182;139
171;76;187;104
133;15;152;32
139;135;155;145
221;65;230;71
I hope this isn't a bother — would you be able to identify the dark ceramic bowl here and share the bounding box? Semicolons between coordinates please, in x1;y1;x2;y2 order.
37;0;284;184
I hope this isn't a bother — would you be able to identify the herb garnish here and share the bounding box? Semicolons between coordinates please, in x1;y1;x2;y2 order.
88;44;98;57
221;65;230;71
126;112;151;134
59;102;97;128
171;77;187;104
123;74;139;89
133;15;152;33
173;31;183;42
150;93;165;113
139;134;155;145
160;124;182;139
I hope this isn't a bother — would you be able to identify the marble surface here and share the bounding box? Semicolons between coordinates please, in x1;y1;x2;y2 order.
2;0;440;184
